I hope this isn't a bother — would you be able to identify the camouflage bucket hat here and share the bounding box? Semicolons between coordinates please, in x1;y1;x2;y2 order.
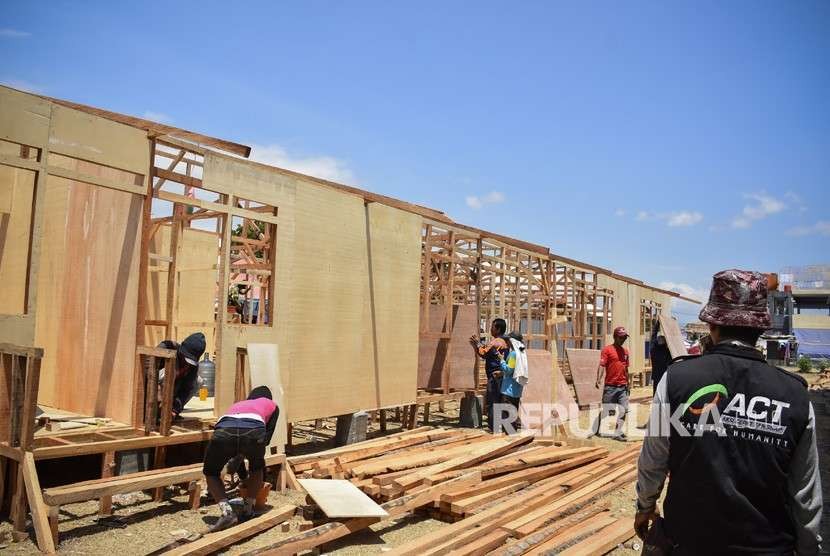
698;269;771;329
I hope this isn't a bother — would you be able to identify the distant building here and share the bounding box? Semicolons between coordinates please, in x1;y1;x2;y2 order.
775;267;830;360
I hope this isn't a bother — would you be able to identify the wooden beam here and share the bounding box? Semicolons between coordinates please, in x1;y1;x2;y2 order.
166;504;296;556
22;452;56;553
39;94;251;157
0;344;44;358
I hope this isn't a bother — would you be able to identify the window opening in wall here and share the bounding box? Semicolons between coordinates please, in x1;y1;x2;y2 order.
227;197;277;326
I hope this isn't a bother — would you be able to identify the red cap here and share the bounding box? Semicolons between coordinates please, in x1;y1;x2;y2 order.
613;326;629;338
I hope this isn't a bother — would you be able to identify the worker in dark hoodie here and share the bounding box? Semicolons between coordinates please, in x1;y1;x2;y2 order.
148;332;206;419
203;386;279;532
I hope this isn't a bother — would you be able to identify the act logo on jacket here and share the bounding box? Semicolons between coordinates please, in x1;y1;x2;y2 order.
680;382;791;444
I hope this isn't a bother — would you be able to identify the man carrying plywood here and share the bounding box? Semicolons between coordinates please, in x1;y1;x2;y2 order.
202;386;280;532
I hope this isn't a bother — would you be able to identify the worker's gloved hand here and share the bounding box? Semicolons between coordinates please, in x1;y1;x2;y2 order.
634;507;660;540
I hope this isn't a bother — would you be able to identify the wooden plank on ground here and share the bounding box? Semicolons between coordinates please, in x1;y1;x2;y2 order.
524;511;616;555
22;452;56;553
565;348;602;407
487;500;610;556
557;518;635;556
241;471;482;555
299;479;388;518
165;504;296;556
393;435;532;491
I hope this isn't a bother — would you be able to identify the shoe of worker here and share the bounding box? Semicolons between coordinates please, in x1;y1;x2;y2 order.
229;497;255;519
210;509;238;532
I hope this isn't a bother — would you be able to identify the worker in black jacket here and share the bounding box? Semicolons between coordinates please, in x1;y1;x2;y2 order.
147;332;206;418
635;269;822;555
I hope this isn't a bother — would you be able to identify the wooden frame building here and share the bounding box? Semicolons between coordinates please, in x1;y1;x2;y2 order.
0;85;698;445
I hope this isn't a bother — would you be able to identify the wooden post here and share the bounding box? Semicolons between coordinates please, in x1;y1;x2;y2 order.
423;403;430;425
379;409;387;432
144;355;158;434
188;481;202;510
48;506;59;548
22;452;56;553
159;357;176;436
99;452;115;515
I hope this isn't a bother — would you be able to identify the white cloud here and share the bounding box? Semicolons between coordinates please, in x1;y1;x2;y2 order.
730;192;785;229
142;110;173;124
2;78;44;93
0;28;30;38
633;210;703;227
666;211;703;227
786;221;830;237
466;190;506;210
614;209;626;217
249;143;354;183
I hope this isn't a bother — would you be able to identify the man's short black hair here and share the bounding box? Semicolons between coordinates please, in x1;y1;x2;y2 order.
492;318;507;336
718;326;762;346
248;386;273;400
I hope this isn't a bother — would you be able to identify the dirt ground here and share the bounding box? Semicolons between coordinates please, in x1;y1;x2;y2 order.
2;375;826;555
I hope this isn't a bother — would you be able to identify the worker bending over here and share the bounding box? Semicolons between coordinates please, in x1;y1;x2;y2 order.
203;386;279;532
636;269;822;554
148;332;206;419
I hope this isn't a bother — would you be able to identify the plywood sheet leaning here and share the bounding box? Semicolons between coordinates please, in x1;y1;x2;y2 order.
519;349;577;431
658;313;687;360
35;174;142;424
299;479;388;518
565;348;602;407
418;304;478;390
366;202;422;407
246;343;287;453
520;349;553;431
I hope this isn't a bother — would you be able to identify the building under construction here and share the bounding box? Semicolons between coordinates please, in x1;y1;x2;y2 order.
0;84;702;553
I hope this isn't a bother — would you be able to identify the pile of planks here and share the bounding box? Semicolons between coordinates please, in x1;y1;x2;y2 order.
809;369;830;391
283;426;640;555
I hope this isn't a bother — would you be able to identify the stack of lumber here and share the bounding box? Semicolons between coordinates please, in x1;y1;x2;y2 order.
275;426;642;556
809;369;830;391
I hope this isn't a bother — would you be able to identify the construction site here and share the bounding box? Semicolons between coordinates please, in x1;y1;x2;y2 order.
0;80;827;556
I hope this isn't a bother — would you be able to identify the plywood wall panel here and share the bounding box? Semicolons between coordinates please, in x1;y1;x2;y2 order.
417;304;478;390
366;203;421;407
286;185;373;421
205;152;297;418
35;175;142;423
0;86;51;147
48;104;149;176
0;165;36;314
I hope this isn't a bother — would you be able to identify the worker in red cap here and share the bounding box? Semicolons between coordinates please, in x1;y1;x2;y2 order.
590;325;630;440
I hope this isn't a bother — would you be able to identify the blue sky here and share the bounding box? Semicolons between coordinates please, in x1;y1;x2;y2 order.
2;1;828;322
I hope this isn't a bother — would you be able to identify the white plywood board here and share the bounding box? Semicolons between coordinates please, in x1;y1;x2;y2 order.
298;479;389;518
246;343;286;453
